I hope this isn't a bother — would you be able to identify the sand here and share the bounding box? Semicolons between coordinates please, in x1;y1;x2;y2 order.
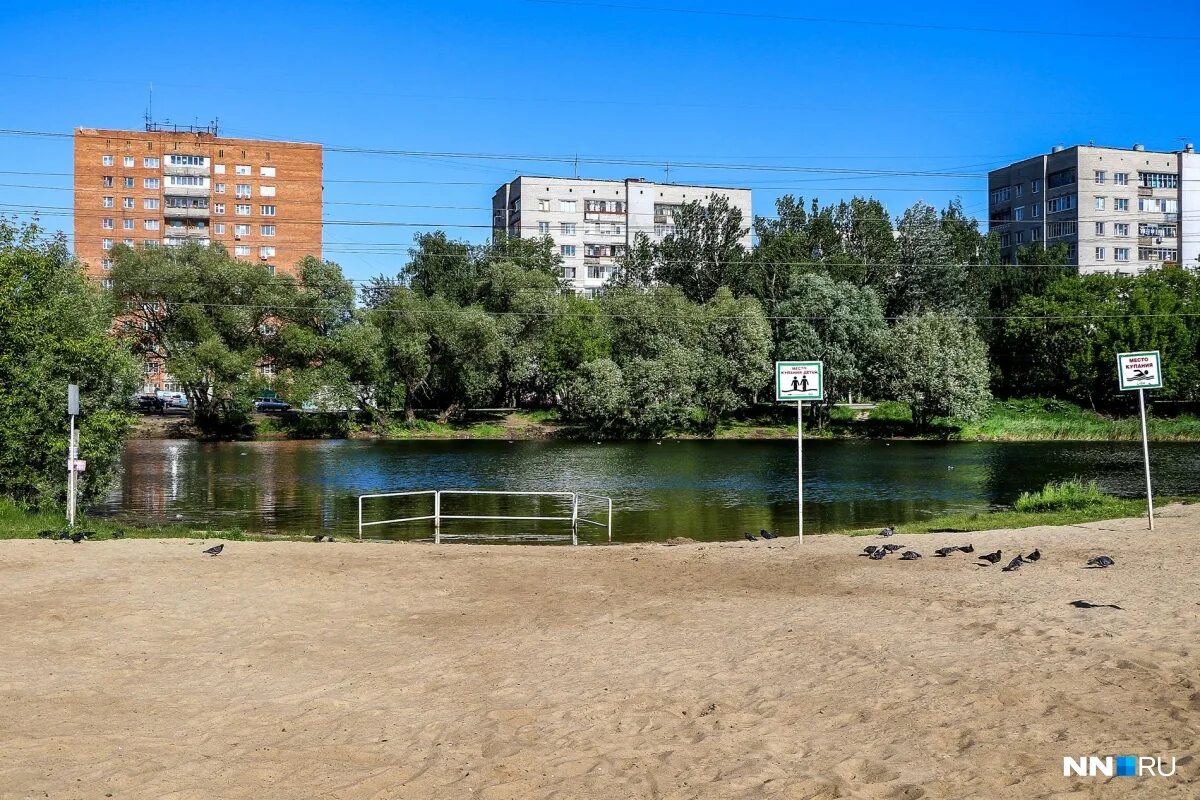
1;508;1198;799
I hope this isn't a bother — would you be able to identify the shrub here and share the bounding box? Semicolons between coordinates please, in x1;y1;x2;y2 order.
1014;479;1109;513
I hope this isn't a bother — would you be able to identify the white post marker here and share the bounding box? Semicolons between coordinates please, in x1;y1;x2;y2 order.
1117;351;1162;530
776;361;824;543
66;384;80;528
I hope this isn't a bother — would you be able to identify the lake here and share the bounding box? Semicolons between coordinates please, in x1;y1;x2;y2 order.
96;439;1200;543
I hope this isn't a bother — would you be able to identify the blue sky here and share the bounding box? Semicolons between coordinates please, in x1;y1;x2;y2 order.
2;0;1199;281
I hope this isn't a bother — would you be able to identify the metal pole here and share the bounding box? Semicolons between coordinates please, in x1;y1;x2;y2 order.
571;493;579;546
607;497;612;543
1138;388;1154;530
357;495;363;542
797;401;803;544
67;416;77;528
434;491;441;544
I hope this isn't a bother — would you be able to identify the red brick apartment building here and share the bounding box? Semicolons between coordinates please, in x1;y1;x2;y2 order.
73;124;322;283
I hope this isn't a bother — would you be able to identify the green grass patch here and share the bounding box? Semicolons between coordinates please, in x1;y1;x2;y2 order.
1013;479;1107;513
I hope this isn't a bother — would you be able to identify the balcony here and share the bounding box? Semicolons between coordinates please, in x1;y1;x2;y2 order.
164;226;210;239
163;184;210;198
1138;186;1153;197
163;206;210;220
164;163;210;178
163;236;210;248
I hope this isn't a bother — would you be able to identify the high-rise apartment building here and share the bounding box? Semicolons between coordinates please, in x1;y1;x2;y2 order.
73;124;323;283
988;143;1198;274
492;176;753;295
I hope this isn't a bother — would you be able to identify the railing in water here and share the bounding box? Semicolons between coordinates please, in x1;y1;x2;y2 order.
357;489;613;545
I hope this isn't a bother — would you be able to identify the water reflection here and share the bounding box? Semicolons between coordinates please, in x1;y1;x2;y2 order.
99;439;1200;542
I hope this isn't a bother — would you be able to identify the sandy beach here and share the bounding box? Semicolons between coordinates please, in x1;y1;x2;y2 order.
1;509;1197;799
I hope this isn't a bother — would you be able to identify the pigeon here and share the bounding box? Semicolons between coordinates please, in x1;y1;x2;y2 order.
744;531;757;542
979;550;1003;565
934;546;957;557
760;529;777;540
313;535;323;542
900;550;922;560
1069;600;1123;610
112;529;125;539
58;531;71;540
36;529;55;539
1025;549;1041;562
1086;555;1115;569
882;543;902;553
202;543;225;556
869;548;888;560
70;531;84;543
879;526;895;537
863;545;879;555
1001;556;1025;572
957;544;975;554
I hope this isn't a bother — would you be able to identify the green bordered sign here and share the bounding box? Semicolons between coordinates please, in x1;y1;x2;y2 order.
1117;351;1163;391
776;361;824;401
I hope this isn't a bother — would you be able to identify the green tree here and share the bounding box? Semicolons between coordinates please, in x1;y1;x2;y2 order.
889;201;970;316
0;220;137;506
693;288;772;428
654;194;749;303
883;315;991;428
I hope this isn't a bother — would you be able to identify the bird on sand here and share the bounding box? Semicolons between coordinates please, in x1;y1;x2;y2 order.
1069;600;1123;610
744;531;757;542
934;546;957;557
957;544;975;554
1001;556;1025;572
202;543;225;556
978;550;1003;565
70;531;85;543
869;548;888;560
58;531;71;540
1086;555;1115;569
863;545;880;555
882;543;902;553
879;526;895;537
900;550;922;560
1024;549;1041;562
760;529;777;540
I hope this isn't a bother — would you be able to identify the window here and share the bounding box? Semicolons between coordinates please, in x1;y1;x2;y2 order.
102;176;113;188
168;154;206;166
235;164;251;176
143;178;159;189
537;221;550;234
1094;197;1105;210
1138;223;1178;238
144;198;159;210
1013;207;1025;222
101;258;113;270
235;245;251;257
101;155;114;166
1032;178;1041;193
167;175;206;187
214;164;226;174
215;182;226;194
1048;220;1077;238
1015;231;1025;245
123;219;135;231
260;224;276;236
1095;222;1105;235
235;183;251;198
121;197;133;209
214;223;226;234
989;187;1011;204
1114;198;1129;211
561;222;576;234
560;244;576;257
102;238;113;250
235;204;251;215
1115;247;1130;262
1139;172;1179;189
559;200;576;213
1015;184;1023;198
260;185;275;197
144;219;159;231
1115;223;1129;236
538;198;551;211
1048;168;1076;189
124;177;135;189
144;157;159;168
259;246;275;258
1095;247;1106;260
259;363;276;378
100;279;114;290
123;156;134;167
1094;170;1106;185
1046;194;1075;213
1031;203;1041;218
1138;198;1178;213
101;218;114;229
260;166;276;177
234;224;251;236
123;239;134;247
1032;228;1043;242
101;196;114;208
214;203;225;214
1114;172;1129;185
1139;247;1178;261
260;204;276;216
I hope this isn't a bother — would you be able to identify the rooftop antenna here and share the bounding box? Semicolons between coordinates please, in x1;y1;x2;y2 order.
144;82;154;130
573;153;579;179
664;161;671;184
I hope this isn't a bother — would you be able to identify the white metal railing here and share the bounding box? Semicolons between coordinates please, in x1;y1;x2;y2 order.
357;489;613;545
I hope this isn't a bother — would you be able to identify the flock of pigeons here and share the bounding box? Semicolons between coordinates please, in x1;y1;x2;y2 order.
861;526;1119;573
37;528;124;542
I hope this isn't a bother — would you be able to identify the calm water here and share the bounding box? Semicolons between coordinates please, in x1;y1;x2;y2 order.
98;439;1200;543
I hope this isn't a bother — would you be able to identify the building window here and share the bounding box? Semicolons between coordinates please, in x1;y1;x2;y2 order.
1031;203;1041;218
214;164;225;174
235;245;251;257
259;246;275;258
1139;172;1179;189
102;176;113;188
235;183;251;198
261;224;276;236
102;238;113;250
563;266;576;279
560;244;576;257
1095;247;1106;260
260;166;276;177
214;223;225;234
144;157;159;168
1031;178;1041;193
215;182;226;194
1014;231;1025;245
1115;247;1130;262
1046;195;1075;213
1013;207;1025;222
144;178;160;189
1095;222;1105;235
101;258;113;270
561;222;576;234
559;200;577;213
1115;223;1129;236
101;218;114;229
1048;221;1077;238
101;196;114;209
100;278;114;290
124;177;135;189
168;154;206;166
260;185;276;197
1139;198;1179;213
538;199;551;212
122;197;134;209
1015;184;1023;198
1094;170;1106;185
235;204;251;215
234;224;251;236
144;198;159;210
1139;223;1178;238
1094;196;1105;210
1114;198;1129;211
1139;247;1179;261
235;164;251;176
1114;172;1129;186
123;156;134;167
260;205;276;216
1048;168;1076;189
1032;228;1042;242
123;219;135;230
144;219;159;231
101;155;114;166
989;187;1011;204
123;239;134;247
537;221;550;234
214;203;225;214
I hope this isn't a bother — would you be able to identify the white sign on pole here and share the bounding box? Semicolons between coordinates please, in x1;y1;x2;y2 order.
776;361;824;401
1117;351;1163;391
73;460;87;473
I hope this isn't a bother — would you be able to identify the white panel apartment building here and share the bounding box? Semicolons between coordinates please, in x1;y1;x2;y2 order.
492;177;753;296
988;143;1199;274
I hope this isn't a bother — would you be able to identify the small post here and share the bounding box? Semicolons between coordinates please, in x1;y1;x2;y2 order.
66;384;80;528
1138;388;1154;530
357;495;363;542
607;497;612;543
797;400;803;544
434;491;441;544
571;493;579;546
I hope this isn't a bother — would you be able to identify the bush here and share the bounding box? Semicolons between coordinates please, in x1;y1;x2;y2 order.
1014;479;1109;513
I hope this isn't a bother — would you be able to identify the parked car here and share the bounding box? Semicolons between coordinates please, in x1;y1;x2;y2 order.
156;391;188;408
132;393;158;410
254;398;291;412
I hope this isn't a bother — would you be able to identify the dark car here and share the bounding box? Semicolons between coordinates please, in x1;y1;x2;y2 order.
254;398;291;412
